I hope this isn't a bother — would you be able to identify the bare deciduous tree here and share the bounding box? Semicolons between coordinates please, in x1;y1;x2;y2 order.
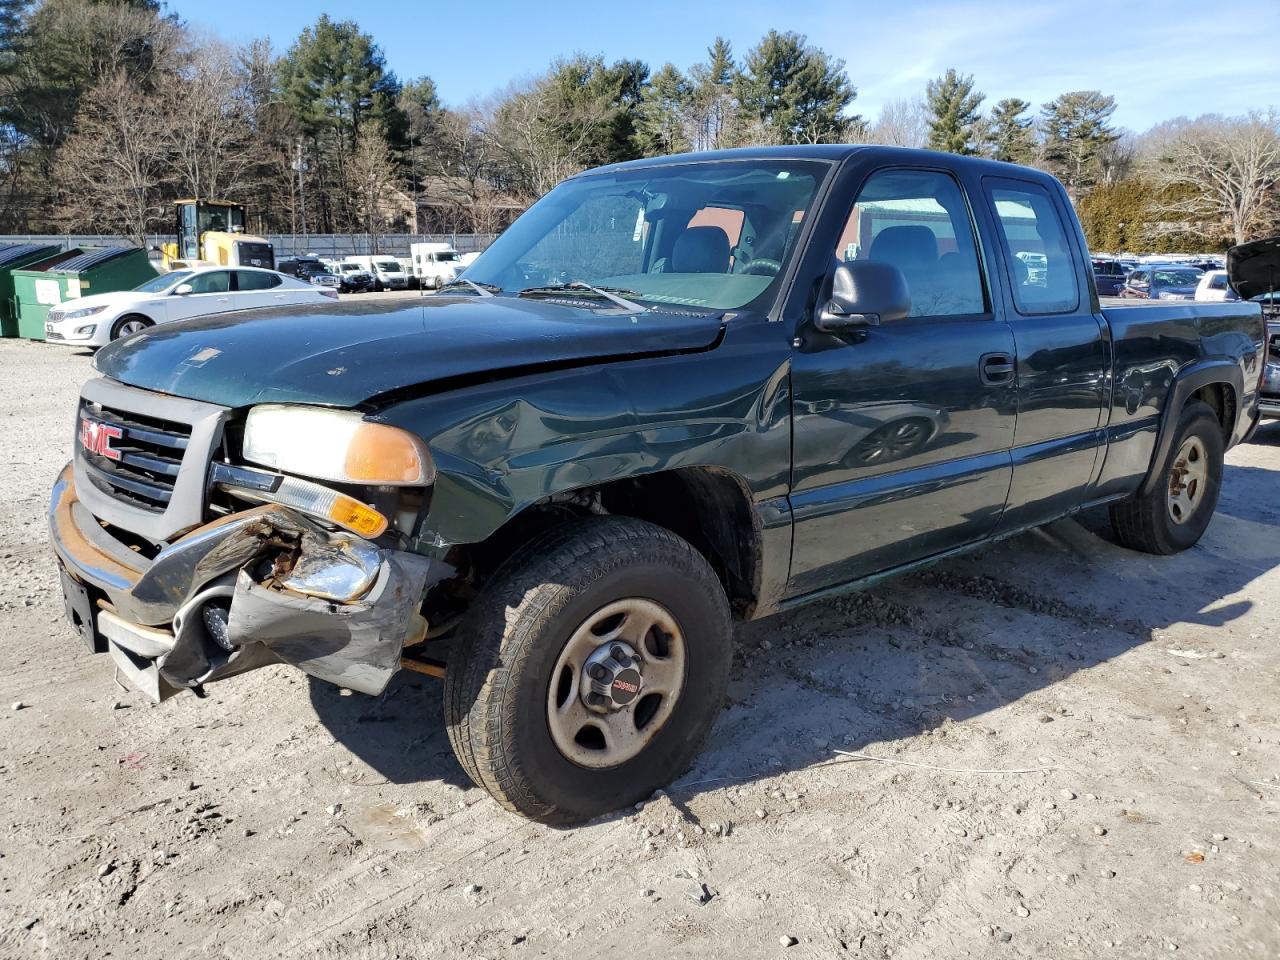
346;123;400;251
484;78;608;199
1150;111;1280;244
167;38;253;202
54;70;170;243
865;97;929;148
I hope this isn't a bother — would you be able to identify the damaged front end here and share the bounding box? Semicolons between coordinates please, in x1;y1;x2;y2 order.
50;464;447;701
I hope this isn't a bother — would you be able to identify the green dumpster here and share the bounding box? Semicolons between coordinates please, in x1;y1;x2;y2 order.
12;246;157;340
0;243;62;337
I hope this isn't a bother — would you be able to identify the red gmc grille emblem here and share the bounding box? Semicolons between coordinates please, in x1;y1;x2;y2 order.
80;417;122;461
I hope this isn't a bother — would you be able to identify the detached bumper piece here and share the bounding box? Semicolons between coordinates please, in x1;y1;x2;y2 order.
49;463;445;701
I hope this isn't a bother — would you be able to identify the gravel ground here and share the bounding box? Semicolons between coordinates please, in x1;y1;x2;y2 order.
0;337;1277;959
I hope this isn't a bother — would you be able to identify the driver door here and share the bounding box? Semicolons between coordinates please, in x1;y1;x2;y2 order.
787;166;1018;595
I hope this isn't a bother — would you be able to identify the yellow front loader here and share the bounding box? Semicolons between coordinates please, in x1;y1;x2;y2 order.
160;200;275;271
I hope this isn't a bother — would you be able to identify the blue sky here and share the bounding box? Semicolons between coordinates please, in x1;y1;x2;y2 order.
169;0;1274;132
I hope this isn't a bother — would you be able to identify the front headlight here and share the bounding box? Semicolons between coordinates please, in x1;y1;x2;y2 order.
62;304;108;320
242;405;435;486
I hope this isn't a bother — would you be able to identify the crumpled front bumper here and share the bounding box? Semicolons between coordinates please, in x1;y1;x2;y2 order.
49;463;446;701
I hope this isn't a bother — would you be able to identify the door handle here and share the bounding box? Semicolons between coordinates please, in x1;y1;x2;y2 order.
979;352;1016;386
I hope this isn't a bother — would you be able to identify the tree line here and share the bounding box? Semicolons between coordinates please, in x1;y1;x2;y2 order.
1;0;1277;251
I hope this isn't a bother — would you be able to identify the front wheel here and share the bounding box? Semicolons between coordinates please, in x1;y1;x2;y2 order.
1110;400;1224;554
110;314;152;341
444;516;732;824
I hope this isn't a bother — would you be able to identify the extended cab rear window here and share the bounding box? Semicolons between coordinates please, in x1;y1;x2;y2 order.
985;180;1080;315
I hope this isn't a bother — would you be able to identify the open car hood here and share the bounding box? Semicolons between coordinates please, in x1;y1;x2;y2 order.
1228;235;1280;301
92;295;725;409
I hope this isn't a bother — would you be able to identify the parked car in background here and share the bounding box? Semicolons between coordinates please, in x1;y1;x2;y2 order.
43;266;336;347
1015;250;1047;283
350;255;409;291
1195;269;1240;302
329;261;376;293
1227;235;1280;422
277;256;340;290
1120;265;1203;300
1092;258;1128;296
410;242;463;288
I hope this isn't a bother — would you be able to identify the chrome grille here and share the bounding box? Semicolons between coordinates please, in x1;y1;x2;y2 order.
79;401;192;512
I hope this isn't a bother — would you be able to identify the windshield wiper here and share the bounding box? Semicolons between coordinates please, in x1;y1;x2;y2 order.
517;281;647;314
437;278;499;297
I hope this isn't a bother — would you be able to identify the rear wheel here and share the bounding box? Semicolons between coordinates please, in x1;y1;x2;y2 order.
1110;400;1223;554
110;314;152;341
443;516;732;824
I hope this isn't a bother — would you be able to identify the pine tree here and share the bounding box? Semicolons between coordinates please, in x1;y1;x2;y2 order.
987;97;1035;164
925;68;984;155
1039;90;1118;199
686;37;736;150
635;63;690;156
734;30;856;145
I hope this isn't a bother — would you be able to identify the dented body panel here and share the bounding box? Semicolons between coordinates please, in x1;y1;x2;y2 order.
49;464;447;699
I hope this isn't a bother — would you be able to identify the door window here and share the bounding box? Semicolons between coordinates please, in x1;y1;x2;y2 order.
235;270;282;291
987;181;1080;315
186;271;230;294
835;169;987;318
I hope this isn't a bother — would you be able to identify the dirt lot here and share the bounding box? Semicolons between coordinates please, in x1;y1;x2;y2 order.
0;337;1277;959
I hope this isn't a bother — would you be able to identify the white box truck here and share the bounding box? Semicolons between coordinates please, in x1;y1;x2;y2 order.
409;242;463;289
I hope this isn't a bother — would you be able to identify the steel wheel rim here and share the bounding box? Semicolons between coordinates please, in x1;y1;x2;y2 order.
118;320;147;337
546;597;686;770
1167;435;1208;525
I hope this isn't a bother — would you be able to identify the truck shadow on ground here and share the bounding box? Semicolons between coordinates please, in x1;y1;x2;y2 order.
307;454;1275;818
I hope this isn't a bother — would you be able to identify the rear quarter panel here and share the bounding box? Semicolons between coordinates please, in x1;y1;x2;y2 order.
1094;299;1264;498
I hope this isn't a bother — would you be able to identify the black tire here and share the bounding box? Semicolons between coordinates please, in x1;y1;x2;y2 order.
110;314;152;341
444;516;732;824
1110;400;1224;555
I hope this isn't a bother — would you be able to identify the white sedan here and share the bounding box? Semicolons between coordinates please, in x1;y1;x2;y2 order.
43;266;338;348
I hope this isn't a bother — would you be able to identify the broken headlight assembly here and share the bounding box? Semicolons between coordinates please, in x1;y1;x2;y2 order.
214;405;435;539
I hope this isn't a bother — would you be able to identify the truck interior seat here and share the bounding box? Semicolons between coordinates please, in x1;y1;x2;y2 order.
868;226;937;281
672;226;731;273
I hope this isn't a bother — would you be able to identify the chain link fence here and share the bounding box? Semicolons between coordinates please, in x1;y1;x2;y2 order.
0;233;498;259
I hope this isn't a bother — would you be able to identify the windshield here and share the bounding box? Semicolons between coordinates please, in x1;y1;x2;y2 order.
135;270;191;293
340;264;360;273
375;260;400;271
297;261;327;276
199;205;244;234
1153;269;1202;286
437;251;461;262
463;159;828;310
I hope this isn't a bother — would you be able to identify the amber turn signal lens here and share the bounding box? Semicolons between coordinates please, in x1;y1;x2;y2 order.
328;495;389;538
344;421;433;485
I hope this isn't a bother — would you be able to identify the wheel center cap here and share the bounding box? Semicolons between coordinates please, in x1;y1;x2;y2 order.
581;641;643;713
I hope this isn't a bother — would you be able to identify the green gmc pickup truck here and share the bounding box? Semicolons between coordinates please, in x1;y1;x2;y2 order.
51;146;1266;824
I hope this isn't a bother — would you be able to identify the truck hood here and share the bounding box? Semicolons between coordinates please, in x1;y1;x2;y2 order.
93;295;725;409
1228;235;1280;301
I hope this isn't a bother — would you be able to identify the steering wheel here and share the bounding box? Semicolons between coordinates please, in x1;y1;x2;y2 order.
740;258;782;276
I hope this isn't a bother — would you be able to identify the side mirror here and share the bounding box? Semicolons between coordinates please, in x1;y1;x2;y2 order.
173;283;194;296
815;260;911;333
